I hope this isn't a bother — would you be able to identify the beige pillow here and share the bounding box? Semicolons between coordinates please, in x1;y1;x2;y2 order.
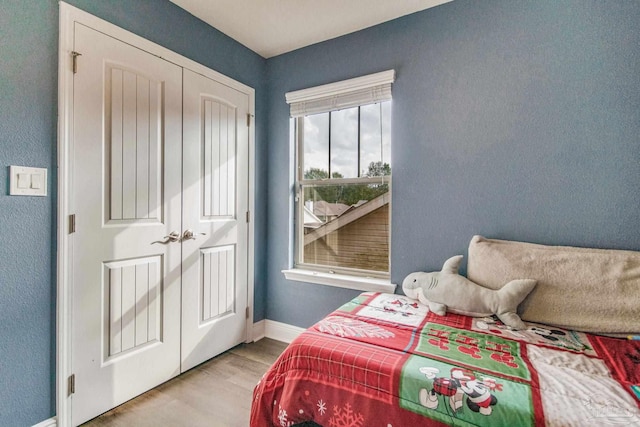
467;235;640;335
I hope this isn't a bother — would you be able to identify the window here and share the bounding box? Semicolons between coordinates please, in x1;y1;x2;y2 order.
284;71;394;288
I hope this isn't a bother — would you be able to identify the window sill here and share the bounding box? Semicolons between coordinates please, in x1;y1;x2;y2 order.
282;269;397;293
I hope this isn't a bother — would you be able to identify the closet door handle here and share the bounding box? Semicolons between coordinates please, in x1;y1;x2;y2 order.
151;231;181;245
182;229;206;241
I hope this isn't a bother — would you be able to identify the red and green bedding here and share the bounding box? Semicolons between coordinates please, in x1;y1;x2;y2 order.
251;292;640;426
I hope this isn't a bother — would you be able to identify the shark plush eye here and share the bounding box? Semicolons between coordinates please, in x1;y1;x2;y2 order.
413;279;417;283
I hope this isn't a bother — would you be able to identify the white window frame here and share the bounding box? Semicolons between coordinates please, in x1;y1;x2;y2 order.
282;71;397;293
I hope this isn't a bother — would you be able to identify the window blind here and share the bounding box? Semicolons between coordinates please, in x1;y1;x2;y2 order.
285;70;394;117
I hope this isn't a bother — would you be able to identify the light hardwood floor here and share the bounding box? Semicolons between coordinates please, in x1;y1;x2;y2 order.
81;338;288;427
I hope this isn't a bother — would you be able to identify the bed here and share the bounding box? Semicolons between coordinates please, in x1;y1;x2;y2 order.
251;236;640;426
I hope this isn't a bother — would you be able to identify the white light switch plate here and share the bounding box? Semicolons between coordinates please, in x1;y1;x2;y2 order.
9;166;47;196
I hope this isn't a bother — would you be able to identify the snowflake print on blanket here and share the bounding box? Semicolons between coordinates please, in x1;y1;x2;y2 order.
328;402;364;427
278;404;293;426
318;316;395;339
317;399;327;415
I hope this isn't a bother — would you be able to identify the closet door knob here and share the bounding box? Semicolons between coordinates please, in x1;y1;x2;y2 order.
151;231;181;245
182;229;206;241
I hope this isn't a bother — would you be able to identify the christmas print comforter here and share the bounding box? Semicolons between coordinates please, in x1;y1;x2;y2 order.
251;292;640;426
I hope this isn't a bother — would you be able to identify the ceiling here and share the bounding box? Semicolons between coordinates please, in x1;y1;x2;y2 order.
170;0;452;58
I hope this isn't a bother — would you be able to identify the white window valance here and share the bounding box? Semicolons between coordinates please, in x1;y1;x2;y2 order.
285;70;395;117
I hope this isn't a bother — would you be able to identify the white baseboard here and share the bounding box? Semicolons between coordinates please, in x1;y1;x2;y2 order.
253;319;305;343
252;319;266;341
265;320;305;343
33;417;56;427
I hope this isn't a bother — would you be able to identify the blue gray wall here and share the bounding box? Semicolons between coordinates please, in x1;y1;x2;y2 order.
0;1;266;425
0;1;58;425
265;0;640;327
2;0;640;425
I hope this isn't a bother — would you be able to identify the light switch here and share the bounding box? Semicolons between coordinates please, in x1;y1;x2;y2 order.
31;174;42;189
9;166;47;196
17;173;31;189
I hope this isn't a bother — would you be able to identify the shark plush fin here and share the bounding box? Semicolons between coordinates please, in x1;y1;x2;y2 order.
427;301;447;316
441;255;464;275
496;279;537;329
496;312;526;330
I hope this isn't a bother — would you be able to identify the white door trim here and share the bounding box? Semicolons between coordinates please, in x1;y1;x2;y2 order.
57;3;256;426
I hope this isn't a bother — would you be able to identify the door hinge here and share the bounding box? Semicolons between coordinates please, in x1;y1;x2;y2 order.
69;214;76;234
246;113;251;127
245;306;250;319
71;51;82;74
68;374;75;396
246;211;250;223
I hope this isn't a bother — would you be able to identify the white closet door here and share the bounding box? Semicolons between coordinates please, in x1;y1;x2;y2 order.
71;23;182;425
181;68;250;372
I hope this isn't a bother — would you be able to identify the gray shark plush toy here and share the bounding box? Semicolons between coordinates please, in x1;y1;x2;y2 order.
402;255;536;330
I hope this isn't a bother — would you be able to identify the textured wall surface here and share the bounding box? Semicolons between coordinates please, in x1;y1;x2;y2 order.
2;0;640;425
0;1;58;424
0;1;266;425
265;0;640;327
